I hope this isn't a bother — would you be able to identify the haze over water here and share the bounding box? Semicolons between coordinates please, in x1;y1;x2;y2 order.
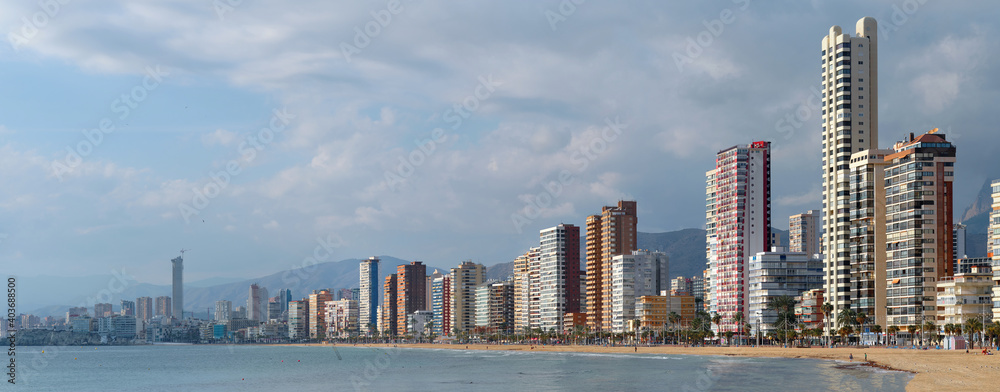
15;345;910;391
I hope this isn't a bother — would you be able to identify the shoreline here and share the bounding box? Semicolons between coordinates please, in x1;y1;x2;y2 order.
275;342;996;391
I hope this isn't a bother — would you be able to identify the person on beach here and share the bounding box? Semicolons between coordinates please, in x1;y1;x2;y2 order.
849;353;853;362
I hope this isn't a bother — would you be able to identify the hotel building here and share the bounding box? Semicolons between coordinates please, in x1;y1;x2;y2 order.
288;300;309;340
848;148;892;329
820;17;879;332
396;261;427;335
539;223;581;332
790;210;821;256
431;272;452;336
610;250;669;333
585;201;638;331
450;261;486;333
359;256;380;334
382;274;398;335
155;296;172;319
884;131;955;327
308;289;332;339
706;141;772;333
136;297;153;322
990;179;1000;320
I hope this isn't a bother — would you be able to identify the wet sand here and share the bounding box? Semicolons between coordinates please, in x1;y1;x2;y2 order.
282;342;998;391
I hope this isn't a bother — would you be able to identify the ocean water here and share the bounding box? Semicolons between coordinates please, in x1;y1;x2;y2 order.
12;345;911;391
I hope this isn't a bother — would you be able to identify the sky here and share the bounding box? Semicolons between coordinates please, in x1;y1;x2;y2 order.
2;0;999;285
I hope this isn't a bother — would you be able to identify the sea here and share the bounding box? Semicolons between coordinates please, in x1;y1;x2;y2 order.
11;345;911;391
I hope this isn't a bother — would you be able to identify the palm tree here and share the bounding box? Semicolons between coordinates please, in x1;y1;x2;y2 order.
821;302;834;346
733;312;745;346
906;325;917;345
886;325;899;346
668;312;681;345
838;326;853;343
711;314;722;344
922;321;937;346
965;318;983;349
768;295;798;346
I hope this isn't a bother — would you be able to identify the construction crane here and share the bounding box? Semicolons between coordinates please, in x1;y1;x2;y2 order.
180;248;190;258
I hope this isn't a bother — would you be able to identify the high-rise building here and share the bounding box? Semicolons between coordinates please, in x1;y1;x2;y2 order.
748;249;823;335
820;17;879;333
610;250;669;333
426;270;442;314
136;297;153;322
539;223;581;332
706;170;719;316
450;261;486;333
953;223;967;264
789;210;821;256
512;249;531;331
691;276;705;303
670;276;691;296
706;142;772;333
585;201;638;331
248;283;269;322
474;281;514;333
991;179;1000;321
288;300;309;340
308;289;332;339
277;288;292;315
94;303;113;318
884;131;955;328
154;296;172;319
232;305;246;320
172;254;184;320
848;148;892;329
360;256;380;334
431;272;451;336
325;299;359;338
267;297;283;322
382;274;398;335
120;300;135;317
215;300;232;322
396;261;427;335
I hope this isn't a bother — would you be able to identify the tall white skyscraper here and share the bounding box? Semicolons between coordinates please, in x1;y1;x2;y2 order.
359;256;380;334
171;254;184;321
537;223;581;332
820;17;878;331
706;142;771;333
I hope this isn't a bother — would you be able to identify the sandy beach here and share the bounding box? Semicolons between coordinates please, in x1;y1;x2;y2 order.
285;342;998;391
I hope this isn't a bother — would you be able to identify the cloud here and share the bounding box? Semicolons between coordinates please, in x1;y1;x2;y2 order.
201;129;238;147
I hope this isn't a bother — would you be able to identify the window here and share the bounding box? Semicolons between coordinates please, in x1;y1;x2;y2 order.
859;95;863;99
858;61;864;64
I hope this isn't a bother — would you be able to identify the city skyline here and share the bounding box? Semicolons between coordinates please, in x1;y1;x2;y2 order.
3;2;999;288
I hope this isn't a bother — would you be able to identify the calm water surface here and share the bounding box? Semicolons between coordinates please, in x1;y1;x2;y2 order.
14;345;911;391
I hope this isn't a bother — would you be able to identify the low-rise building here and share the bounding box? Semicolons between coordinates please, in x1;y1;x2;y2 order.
748;249;823;335
936;264;993;328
